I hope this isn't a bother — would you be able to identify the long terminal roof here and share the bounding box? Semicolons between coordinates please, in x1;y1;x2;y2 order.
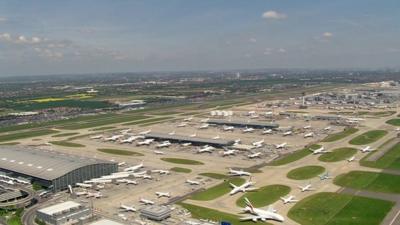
0;146;115;180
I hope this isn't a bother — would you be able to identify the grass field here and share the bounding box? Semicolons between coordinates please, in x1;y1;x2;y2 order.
236;185;291;207
361;142;400;170
349;130;387;145
91;126;116;131
179;203;263;225
60;114;150;130
334;171;400;194
318;147;357;162
386;118;400;126
322;127;359;142
0;142;19;145
287;165;325;180
52;132;80;137
199;173;228;180
97;148;144;156
190;177;245;201
268;144;321;166
288;192;394;225
0;129;58;142
161;157;204;165
170;167;192;173
49;141;85;148
123;116;174;126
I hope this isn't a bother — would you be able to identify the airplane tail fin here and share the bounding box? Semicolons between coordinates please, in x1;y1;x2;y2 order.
244;197;255;213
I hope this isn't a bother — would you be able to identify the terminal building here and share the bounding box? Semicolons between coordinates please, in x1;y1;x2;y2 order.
207;119;279;129
0;146;118;192
140;205;171;221
36;201;91;225
144;132;235;147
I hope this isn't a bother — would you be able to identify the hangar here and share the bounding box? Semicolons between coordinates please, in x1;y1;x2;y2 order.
0;146;117;192
207;119;279;129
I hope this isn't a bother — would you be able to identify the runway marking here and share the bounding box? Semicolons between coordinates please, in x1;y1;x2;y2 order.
389;208;400;225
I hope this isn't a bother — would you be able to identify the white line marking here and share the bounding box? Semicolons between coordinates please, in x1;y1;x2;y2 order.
389;209;400;225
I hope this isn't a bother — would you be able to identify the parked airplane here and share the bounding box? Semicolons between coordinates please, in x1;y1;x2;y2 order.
299;183;315;192
153;150;165;155
222;149;237;156
240;197;284;222
310;147;330;155
200;118;210;123
120;129;132;134
304;132;314;138
118;162;126;166
229;168;251;176
319;172;332;180
177;122;188;127
168;131;176;135
116;179;138;185
248;152;262;159
252;139;264;148
124;161;144;172
104;135;123;142
137;139;154;146
120;204;137;212
212;135;220;140
250;114;259;119
86;191;103;198
223;126;234;131
280;195;298;204
152;169;170;175
262;129;272;135
183;116;193;122
186;180;200;185
156;141;171;148
181;142;192;147
265;111;273;116
138;130;151;135
118;213;127;221
76;183;92;188
190;133;197;137
324;126;331;131
347;156;356;162
275;142;287;149
199;123;210;129
303;125;312;129
243;127;255;133
283;131;293;136
90;135;103;139
360;146;375;153
139;198;154;205
229;179;257;195
120;136;143;144
155;192;171;198
197;145;215;153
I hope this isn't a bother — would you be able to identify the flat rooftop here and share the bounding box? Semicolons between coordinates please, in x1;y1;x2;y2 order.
37;201;82;216
88;219;125;225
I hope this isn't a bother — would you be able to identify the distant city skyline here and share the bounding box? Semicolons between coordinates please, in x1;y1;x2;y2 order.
0;0;399;76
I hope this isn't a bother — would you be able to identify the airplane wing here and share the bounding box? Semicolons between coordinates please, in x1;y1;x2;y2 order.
239;215;264;221
229;183;237;188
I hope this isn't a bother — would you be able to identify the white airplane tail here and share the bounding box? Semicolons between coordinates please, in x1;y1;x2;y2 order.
244;197;255;213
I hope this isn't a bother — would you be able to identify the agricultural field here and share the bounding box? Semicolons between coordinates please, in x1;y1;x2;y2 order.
349;130;388;145
334;171;400;194
268;144;321;166
318;147;357;162
322;128;359;142
288;192;394;225
190;177;245;201
235;185;290;207
287;166;325;180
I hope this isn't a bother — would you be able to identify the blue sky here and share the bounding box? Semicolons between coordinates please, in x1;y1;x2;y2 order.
0;0;399;76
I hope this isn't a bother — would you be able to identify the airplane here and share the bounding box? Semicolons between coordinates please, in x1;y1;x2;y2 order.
275;142;287;149
190;133;197;137
75;191;88;196
120;129;132;134
104;135;123;142
303;125;312;129
156;141;171;148
240;197;284;222
234;139;241;144
185;221;201;225
223;126;234;131
120;136;143;144
76;183;92;188
138;130;151;135
250;114;259;119
222;149;237;156
310;146;330;155
283;131;293;136
183;116;193;122
229;179;257;195
319;172;332;180
229;168;251;176
199;123;210;129
200;118;210;123
304;132;314;138
280;195;298;204
396;128;400;132
116;179;138;185
118;162;126;166
120;203;137;212
118;213;127;221
137;139;154;146
153;150;165;155
124;161;144;172
186;180;200;185
252;139;264;148
212;135;220;140
265;111;273;116
152;169;170;175
197;145;215;153
347;156;356;162
86;191;103;198
181;142;192;147
135;174;152;180
262;129;272;135
90;135;103;139
177;122;188;127
155;192;171;198
324;126;331;131
248;152;262;159
168;131;176;135
299;183;315;192
360;146;375;153
243;127;255;133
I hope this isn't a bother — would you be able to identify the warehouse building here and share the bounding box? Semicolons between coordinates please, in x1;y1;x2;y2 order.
0;146;117;192
207;119;279;129
144;132;235;147
36;201;91;225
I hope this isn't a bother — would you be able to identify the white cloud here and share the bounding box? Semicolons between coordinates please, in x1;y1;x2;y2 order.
0;17;7;22
278;48;287;53
262;11;287;20
0;33;11;41
322;32;333;38
249;38;257;43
